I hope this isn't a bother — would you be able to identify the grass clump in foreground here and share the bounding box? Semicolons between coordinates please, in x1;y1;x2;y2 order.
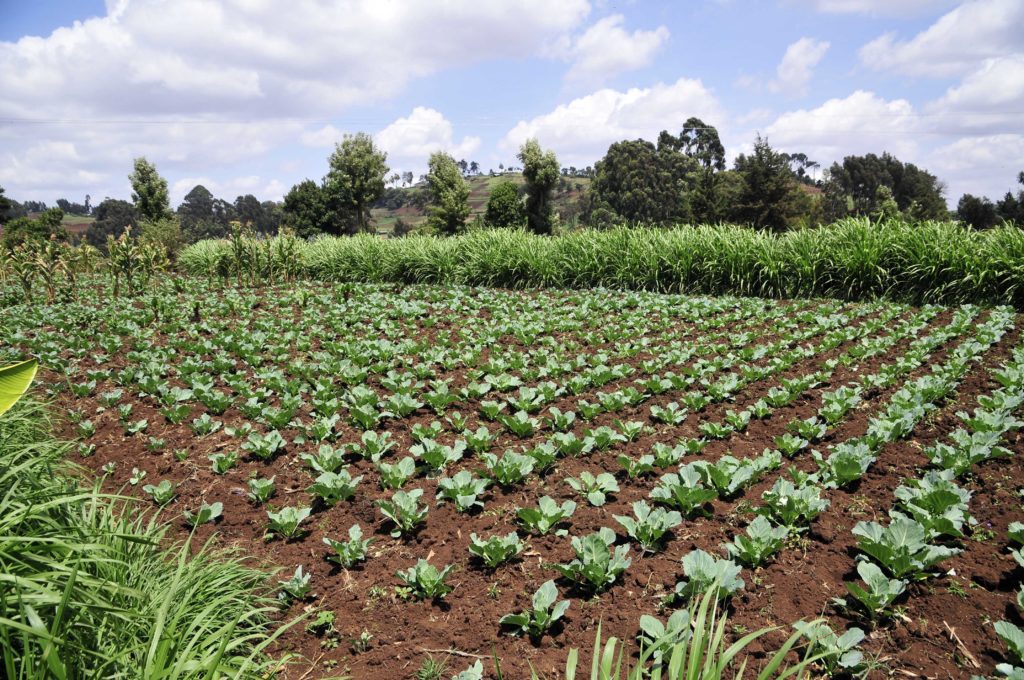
543;584;833;680
0;398;290;678
179;219;1024;308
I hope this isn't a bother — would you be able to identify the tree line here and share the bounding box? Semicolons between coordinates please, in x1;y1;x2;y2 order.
2;117;1022;255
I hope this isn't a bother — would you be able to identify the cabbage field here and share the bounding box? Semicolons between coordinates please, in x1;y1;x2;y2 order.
4;278;1024;679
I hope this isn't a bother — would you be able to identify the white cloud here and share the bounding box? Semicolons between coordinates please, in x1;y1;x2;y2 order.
769;37;830;96
0;0;591;200
300;125;345;148
928;134;1024;199
374;107;481;175
925;55;1024;133
557;15;669;86
791;0;957;16
500;78;724;167
859;0;1024;77
762;90;921;161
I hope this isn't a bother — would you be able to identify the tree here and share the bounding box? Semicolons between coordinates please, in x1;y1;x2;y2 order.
658;118;727;223
283;179;333;238
996;171;1024;226
0;185;12;224
732;135;803;231
822;152;946;222
782;153;821;186
177;185;233;242
140;217;184;256
956;194;999;229
1;208;66;250
469;161;479;175
86;199;137;251
485;180;525;229
129;157;172;222
517;139;560;235
233;194;278;234
591;138;693;226
425;151;471;235
324;133;389;234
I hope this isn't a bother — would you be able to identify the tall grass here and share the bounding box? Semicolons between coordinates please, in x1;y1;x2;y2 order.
179;219;1024;307
0;399;291;678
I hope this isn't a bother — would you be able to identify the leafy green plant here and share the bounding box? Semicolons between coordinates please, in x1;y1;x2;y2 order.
892;469;973;539
613;501;682;553
183;501;222;527
833;561;906;621
482;450;534;487
308;469;362;506
852;515;961;579
396;559;455;600
142;479;176;506
723;516;789;567
793;621;865;674
469;532;524;569
377;456;416;489
377;488;429;537
436;470;490;512
565;471;619;507
266;505;312;540
517;495;577;535
672;549;743;601
242;429;286;460
549;527;631;594
209;451;238;475
323;524;373;568
759;477;829;529
247;476;275;504
500;580;569;639
649;465;718;515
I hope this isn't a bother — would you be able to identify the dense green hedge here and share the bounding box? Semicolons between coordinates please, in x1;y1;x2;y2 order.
179;219;1024;306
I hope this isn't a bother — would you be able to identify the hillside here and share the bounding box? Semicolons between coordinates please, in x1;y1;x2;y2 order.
370;171;591;234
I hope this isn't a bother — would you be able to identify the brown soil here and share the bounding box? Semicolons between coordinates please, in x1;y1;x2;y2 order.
25;289;1024;680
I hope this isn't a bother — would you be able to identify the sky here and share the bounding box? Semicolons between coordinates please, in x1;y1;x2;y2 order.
1;0;1022;208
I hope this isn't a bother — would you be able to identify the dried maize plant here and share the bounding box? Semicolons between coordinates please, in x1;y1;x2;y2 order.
107;227;144;298
7;244;38;303
32;236;71;303
228;220;255;286
136;240;169;290
274;228;304;284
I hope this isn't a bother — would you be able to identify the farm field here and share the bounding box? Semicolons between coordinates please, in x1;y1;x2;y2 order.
4;279;1024;679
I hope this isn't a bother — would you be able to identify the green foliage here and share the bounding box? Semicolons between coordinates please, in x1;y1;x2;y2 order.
396;559;455;600
376;488;429;537
183;501;222;527
672;549;744;601
722;516;789;567
468;532;525;569
834;561;906;621
500;580;569;638
613;500;682;553
518;138;560;235
549;527;631;593
129;157;172;221
852;515;961;579
517;495;576;535
426;151;471;235
266;505;311;539
180;221;1024;308
436;470;490;512
325;132;390;234
485;180;525;229
323;524;373;568
565;470;619;506
732;135;804;232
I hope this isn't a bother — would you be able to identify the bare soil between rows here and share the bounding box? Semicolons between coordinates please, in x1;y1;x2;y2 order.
34;291;1024;680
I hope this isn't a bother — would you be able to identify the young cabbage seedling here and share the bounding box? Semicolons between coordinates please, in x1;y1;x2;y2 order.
323;524;373;568
267;505;312;540
396;559;454;600
517;496;576;535
468;532;524;569
565;471;619;507
614;500;682;553
499;580;569;639
548;527;631;594
436;470;490;512
183;501;222;527
376;488;429;538
142;479;176;506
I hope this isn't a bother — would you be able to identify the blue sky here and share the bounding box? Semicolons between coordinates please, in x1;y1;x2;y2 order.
1;0;1021;208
